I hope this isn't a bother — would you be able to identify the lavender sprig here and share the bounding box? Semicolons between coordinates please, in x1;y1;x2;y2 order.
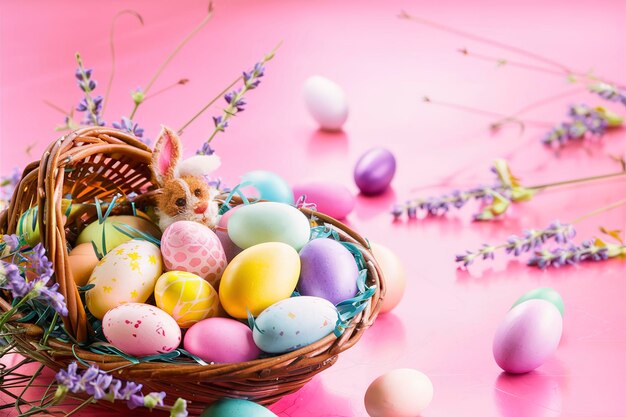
54;363;188;417
588;82;626;107
455;220;576;266
112;117;150;145
528;240;612;269
543;104;622;147
75;54;105;127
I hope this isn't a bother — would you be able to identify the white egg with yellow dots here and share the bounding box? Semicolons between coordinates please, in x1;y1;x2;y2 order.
86;239;163;320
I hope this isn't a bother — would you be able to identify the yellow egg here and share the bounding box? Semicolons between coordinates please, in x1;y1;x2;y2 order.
219;242;300;319
86;239;163;319
18;200;82;246
154;271;219;328
370;243;406;314
76;215;161;255
68;243;100;287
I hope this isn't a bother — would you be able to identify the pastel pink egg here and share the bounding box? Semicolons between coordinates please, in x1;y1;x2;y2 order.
493;299;563;374
103;303;181;357
184;317;260;363
161;221;227;287
292;181;355;219
216;206;243;262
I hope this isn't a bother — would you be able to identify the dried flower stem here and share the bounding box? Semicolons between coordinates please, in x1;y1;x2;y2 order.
176;75;242;135
144;78;189;101
103;10;144;116
129;2;214;120
527;170;626;191
570;197;626;224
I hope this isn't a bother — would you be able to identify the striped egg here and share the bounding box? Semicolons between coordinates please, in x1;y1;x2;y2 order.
160;221;227;287
154;271;220;328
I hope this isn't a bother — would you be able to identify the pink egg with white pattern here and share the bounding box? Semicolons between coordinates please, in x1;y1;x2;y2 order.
160;221;227;287
103;303;181;357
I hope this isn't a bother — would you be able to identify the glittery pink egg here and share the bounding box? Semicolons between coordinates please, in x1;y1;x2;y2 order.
160;221;227;287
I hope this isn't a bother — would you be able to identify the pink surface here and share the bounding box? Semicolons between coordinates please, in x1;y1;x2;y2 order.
1;0;626;416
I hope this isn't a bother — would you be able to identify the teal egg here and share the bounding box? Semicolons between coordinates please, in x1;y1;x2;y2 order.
242;170;294;204
228;202;311;250
512;287;564;316
201;399;277;417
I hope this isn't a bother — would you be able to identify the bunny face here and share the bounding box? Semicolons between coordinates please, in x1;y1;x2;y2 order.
151;126;220;231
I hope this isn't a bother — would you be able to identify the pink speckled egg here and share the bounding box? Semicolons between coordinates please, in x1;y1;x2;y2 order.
103;303;181;357
493;299;563;374
184;317;260;363
161;221;227;287
292;181;355;220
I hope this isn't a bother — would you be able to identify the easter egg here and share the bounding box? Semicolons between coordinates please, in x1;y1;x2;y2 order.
512;288;564;316
201;399;277;417
354;148;396;196
184;317;260;363
68;243;100;287
228;202;311;250
85;240;162;320
298;238;359;304
219;242;300;318
252;296;338;353
216;206;243;262
303;75;349;131
292;181;355;220
241;170;294;204
102;303;181;357
76;215;161;255
493;299;563;374
17;207;40;246
160;221;227;286
154;271;220;328
370;243;406;314
364;368;434;417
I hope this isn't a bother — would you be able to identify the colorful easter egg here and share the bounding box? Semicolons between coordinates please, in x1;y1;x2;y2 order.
102;303;181;357
17;200;80;246
303;75;349;131
354;148;396;196
86;240;162;320
512;288;564;316
219;242;300;319
76;215;161;255
365;368;434;417
370;243;406;314
228;202;311;250
184;317;260;363
241;170;294;204
292;181;355;219
298;238;359;304
493;299;563;374
216;206;243;262
201;399;277;417
160;221;227;287
252;296;338;353
68;243;100;287
154;271;220;328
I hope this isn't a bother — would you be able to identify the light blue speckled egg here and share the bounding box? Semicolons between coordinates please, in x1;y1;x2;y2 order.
201;399;277;417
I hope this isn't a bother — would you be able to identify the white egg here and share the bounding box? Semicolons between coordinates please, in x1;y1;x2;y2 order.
303;75;348;131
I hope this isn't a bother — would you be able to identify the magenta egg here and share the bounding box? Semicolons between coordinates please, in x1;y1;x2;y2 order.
184;317;260;363
353;148;396;196
293;181;355;219
493;299;563;374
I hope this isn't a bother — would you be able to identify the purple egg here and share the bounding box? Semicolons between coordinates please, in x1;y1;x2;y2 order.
298;238;359;305
354;147;396;196
493;299;563;374
293;181;355;220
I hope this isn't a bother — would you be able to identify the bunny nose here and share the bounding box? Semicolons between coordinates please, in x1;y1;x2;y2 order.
194;201;209;214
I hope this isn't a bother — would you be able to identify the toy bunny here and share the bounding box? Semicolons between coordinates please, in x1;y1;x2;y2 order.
151;126;221;231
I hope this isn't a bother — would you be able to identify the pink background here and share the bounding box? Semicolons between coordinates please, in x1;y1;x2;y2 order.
1;0;626;416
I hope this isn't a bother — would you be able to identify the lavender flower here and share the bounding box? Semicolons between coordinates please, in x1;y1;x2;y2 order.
589;82;626;106
243;62;265;89
528;240;610;269
74;54;106;127
54;363;186;416
543;104;611;147
112;117;150;145
1;261;27;297
224;90;247;112
28;243;54;280
196;142;215;156
2;234;21;252
456;221;576;266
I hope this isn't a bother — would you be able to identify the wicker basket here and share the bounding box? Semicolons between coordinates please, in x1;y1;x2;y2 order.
0;126;385;410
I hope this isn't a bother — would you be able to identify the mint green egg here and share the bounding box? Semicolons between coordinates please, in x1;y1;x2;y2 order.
227;202;311;250
201;399;277;417
512;287;564;316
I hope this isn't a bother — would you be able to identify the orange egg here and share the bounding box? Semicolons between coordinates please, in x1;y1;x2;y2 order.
68;243;100;287
370;243;406;314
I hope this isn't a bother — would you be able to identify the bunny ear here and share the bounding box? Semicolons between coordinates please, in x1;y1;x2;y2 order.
151;126;182;186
